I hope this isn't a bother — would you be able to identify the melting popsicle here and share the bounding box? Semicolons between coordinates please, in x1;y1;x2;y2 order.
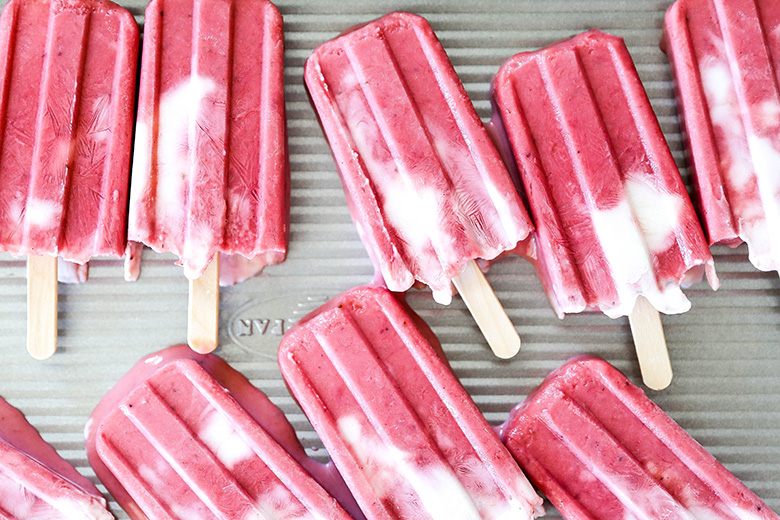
86;345;357;520
491;30;718;389
0;394;113;518
305;12;534;358
501;356;779;520
279;285;545;519
662;0;780;275
127;0;289;353
0;0;138;358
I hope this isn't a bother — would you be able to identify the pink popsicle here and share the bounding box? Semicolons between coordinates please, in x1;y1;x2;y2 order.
662;0;780;274
279;286;544;520
86;345;357;520
492;29;717;320
0;0;138;358
0;0;137;264
305;12;533;357
0;395;113;519
502;356;779;520
127;0;288;286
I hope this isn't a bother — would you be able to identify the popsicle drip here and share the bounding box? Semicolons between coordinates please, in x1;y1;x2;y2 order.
0;439;111;519
493;31;715;318
281;287;543;519
96;361;338;520
664;0;780;273
307;13;531;303
0;0;135;263
129;0;287;285
505;358;778;520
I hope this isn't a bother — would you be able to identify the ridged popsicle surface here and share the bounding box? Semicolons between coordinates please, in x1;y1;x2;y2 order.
91;354;352;520
492;30;716;318
662;0;780;274
279;286;544;520
128;0;288;285
0;0;137;264
305;13;533;304
503;356;779;520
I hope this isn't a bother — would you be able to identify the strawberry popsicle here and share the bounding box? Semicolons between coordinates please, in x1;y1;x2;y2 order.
501;356;779;520
662;0;780;274
278;286;545;520
491;30;718;389
128;0;288;353
0;394;113;518
305;12;533;358
86;345;357;520
0;0;138;359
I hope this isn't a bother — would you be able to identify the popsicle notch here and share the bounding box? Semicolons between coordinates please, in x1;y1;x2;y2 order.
502;356;780;520
86;345;354;520
305;12;532;356
662;0;780;275
0;0;139;358
279;286;545;519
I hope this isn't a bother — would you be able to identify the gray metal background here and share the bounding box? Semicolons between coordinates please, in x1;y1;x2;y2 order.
0;0;778;517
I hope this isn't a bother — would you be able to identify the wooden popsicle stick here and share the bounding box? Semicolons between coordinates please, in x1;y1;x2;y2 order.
27;255;58;360
187;256;220;354
452;259;521;359
628;295;673;391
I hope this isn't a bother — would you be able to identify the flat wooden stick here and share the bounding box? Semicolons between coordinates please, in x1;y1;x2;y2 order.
452;259;521;359
188;256;220;354
27;255;58;360
628;295;673;391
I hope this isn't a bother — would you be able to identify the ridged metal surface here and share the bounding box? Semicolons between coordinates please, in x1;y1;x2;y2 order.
0;0;777;518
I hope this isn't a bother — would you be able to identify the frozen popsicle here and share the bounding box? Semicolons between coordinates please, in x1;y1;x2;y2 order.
501;356;779;520
0;394;113;518
0;0;138;359
662;0;780;274
278;285;545;520
86;345;357;520
491;30;718;388
127;0;288;353
305;12;533;358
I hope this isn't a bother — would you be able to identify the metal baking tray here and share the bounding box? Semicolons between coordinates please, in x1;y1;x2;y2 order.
0;0;777;517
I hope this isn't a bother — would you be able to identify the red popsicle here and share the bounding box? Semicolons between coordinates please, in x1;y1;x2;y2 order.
127;0;288;353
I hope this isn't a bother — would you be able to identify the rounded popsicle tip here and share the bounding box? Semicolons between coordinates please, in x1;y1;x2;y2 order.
492;334;521;360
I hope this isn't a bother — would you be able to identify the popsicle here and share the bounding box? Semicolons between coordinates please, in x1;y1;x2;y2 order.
0;394;113;518
0;0;138;359
305;12;533;358
127;0;288;353
501;356;779;520
662;0;780;274
86;345;357;520
278;285;545;520
491;30;718;388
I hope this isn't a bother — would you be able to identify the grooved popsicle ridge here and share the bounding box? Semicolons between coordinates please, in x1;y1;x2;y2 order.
503;357;779;520
492;30;716;318
0;0;136;263
663;0;780;274
278;286;544;519
305;12;531;304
